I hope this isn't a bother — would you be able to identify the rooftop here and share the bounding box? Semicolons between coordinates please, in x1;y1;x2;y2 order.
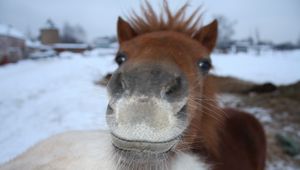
0;24;25;39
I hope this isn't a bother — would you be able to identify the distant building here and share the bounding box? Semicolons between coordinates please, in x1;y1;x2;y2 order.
273;42;296;51
52;43;89;53
215;41;234;54
38;20;89;54
40;19;59;45
92;36;117;48
40;29;59;45
0;24;26;65
232;39;254;53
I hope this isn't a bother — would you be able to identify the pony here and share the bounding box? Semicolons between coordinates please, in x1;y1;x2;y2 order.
0;1;266;170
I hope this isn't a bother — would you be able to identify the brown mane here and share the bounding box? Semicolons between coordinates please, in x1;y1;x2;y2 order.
126;0;203;37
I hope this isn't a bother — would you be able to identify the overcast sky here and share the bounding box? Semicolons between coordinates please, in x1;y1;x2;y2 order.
0;0;299;43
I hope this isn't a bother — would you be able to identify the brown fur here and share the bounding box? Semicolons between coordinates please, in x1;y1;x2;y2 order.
117;1;266;170
127;0;202;37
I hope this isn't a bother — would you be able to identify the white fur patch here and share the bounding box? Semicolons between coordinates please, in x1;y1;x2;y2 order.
0;131;209;170
171;152;210;170
108;96;187;141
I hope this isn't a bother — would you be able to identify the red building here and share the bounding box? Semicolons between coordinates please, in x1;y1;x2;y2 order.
0;25;26;65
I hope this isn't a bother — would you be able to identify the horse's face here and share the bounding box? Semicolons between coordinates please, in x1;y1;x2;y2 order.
106;18;217;156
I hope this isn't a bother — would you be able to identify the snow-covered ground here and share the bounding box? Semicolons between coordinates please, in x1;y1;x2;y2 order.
0;48;299;165
0;51;117;163
212;50;300;85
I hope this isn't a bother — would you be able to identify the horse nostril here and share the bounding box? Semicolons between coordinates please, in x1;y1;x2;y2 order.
165;77;182;96
109;72;128;95
120;78;127;90
106;104;114;115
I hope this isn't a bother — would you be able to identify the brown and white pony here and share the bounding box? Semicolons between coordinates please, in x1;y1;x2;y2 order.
0;1;266;170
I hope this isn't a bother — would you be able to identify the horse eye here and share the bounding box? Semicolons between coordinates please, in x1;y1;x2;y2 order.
115;52;127;65
198;59;212;74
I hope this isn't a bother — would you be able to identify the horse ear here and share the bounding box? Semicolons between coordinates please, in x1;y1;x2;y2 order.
117;17;137;43
193;19;218;53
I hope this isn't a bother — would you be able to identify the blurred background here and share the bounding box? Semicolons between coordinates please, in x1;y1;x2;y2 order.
0;0;299;169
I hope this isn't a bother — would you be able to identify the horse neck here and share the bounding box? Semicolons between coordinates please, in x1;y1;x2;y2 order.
180;76;223;158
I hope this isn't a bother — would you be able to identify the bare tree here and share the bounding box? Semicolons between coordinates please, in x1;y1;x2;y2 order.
252;28;261;55
25;28;35;41
61;22;86;43
254;28;261;44
73;25;86;43
215;15;236;48
297;34;300;47
46;19;56;29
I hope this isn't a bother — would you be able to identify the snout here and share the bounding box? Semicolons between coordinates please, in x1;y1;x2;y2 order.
108;64;188;101
106;63;189;153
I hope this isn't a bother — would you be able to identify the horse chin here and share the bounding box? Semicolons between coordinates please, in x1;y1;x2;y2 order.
112;134;179;170
111;133;179;152
111;133;179;162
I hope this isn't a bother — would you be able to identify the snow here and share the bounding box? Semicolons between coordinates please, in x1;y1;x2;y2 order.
0;52;117;163
0;48;299;166
0;24;24;39
212;50;300;85
25;40;42;49
84;47;117;56
52;43;89;49
28;49;56;59
243;107;273;123
218;94;273;123
267;160;299;170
